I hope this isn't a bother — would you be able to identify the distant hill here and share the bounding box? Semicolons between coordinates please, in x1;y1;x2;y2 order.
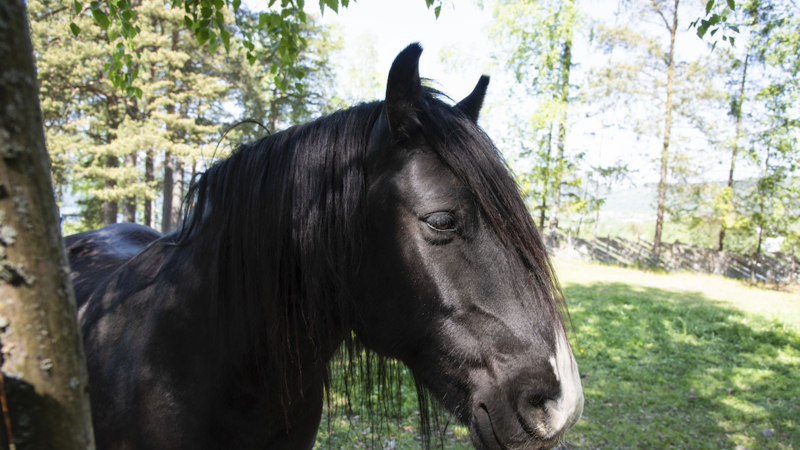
600;185;657;219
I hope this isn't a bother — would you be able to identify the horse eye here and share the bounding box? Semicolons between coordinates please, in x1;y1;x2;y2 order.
425;213;456;232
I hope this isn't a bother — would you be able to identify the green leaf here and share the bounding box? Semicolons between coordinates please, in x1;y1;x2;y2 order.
247;52;256;65
220;29;231;51
697;22;709;38
108;28;118;40
73;0;83;14
121;19;133;38
201;7;213;18
232;0;241;9
434;5;441;18
91;9;111;30
196;28;210;46
69;22;81;36
323;0;338;13
705;0;714;15
297;0;304;9
709;13;720;25
214;0;224;9
184;15;194;29
133;87;143;99
729;36;736;46
729;24;740;33
726;0;735;10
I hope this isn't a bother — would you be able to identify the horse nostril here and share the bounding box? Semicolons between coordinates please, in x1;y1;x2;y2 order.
527;394;548;409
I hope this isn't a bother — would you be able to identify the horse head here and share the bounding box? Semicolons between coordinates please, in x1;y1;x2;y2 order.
352;44;584;450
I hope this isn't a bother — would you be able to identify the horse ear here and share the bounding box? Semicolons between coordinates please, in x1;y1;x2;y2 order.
456;75;490;123
385;43;424;138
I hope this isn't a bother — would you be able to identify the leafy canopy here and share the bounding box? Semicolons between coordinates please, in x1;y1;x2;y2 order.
69;0;444;97
689;0;740;49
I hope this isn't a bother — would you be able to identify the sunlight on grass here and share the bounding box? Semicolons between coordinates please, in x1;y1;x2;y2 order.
555;257;800;450
316;258;798;449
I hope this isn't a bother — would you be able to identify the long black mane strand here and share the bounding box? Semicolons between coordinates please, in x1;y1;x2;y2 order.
180;101;383;416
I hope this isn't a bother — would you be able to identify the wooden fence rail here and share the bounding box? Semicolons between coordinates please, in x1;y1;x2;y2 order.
545;232;799;285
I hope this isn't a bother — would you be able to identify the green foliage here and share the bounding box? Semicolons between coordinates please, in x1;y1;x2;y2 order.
489;0;580;228
689;0;740;49
30;0;341;231
560;259;800;449
64;0;442;97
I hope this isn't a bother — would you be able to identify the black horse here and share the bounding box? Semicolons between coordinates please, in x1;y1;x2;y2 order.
65;44;583;450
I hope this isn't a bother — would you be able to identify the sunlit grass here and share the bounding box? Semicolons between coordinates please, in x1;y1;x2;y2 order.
557;258;800;450
315;258;800;449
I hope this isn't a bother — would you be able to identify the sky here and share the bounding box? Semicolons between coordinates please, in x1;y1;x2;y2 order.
241;0;749;187
318;1;493;103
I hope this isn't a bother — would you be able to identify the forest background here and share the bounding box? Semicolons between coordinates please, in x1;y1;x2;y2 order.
30;0;800;262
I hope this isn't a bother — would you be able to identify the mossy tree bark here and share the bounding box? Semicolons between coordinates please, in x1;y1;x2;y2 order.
0;0;95;448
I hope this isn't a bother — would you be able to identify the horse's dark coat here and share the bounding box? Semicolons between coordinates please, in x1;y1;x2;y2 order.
67;44;583;450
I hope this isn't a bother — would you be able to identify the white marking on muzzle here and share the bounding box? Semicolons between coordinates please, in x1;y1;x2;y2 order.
543;332;584;439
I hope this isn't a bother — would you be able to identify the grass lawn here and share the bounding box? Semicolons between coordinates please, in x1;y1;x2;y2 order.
314;258;800;449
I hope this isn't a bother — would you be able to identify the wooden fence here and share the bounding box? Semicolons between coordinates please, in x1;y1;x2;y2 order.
545;232;799;284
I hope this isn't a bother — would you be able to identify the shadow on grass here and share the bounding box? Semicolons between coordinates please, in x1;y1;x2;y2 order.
314;281;799;450
565;282;799;450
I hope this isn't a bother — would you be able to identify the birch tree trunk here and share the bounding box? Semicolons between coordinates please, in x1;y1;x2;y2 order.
653;0;679;260
719;53;749;251
549;3;574;233
122;153;137;223
103;155;118;225
144;150;154;228
0;1;95;448
162;151;174;233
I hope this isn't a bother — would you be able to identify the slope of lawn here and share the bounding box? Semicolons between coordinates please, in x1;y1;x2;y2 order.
314;258;800;449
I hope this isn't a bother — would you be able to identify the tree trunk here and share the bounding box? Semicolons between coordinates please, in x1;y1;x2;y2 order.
653;0;679;260
549;6;574;233
170;159;183;230
593;176;601;240
539;127;553;229
719;53;749;251
270;88;280;133
144;149;154;228
122;153;136;223
103;155;118;225
0;1;95;448
161;151;174;233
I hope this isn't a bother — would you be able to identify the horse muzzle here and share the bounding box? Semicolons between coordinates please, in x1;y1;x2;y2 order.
470;390;583;450
469;335;584;450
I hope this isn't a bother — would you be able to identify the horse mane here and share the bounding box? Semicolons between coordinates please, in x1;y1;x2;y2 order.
178;85;567;444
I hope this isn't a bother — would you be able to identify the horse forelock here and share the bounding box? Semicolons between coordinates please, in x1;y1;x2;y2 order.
415;88;569;338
